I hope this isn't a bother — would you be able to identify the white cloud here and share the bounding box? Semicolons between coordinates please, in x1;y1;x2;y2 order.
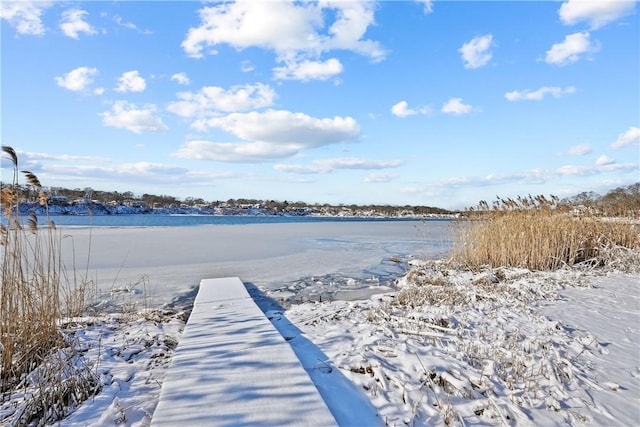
391;101;430;118
115;70;146;93
181;1;385;80
556;162;636;176
556;165;584;176
598;163;637;173
182;1;319;58
170;72;190;86
415;0;434;14
18;150;108;163
114;15;136;30
558;0;636;29
100;101;168;134
611;126;640;149
321;2;386;61
275;157;404;174
505;86;576;101
172;110;361;163
364;173;395;183
273;58;343;81
400;186;421;195
12;150;229;190
459;34;493;69
202;110;360;148
240;60;255;73
114;15;152;35
173;140;299;163
60;9;96;39
567;143;593;156
595;155;615;166
545;32;599;66
55;66;98;92
413;161;637;197
391;101;415;118
441;98;473;115
167;83;276;118
46;163;191;183
12;149;200;188
119;162;189;176
0;1;52;35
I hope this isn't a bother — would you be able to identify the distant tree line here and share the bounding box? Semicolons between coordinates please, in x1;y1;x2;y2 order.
0;183;452;214
560;182;640;218
2;181;638;217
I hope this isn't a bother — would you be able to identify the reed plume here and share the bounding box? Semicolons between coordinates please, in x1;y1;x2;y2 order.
453;195;640;270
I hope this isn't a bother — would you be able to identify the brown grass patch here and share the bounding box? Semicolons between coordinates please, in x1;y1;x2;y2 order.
452;195;640;270
1;146;96;424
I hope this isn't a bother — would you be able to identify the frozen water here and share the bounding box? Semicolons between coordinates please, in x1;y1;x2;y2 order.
57;220;453;308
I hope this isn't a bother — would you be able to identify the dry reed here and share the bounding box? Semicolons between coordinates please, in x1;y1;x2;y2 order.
453;195;640;270
1;146;97;424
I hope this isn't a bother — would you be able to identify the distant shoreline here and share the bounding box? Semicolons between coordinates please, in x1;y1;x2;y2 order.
15;201;459;220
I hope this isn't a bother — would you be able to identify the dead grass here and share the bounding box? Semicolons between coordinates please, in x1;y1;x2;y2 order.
1;146;97;424
452;195;640;270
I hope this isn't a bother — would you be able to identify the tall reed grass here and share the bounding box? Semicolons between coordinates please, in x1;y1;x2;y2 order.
1;146;95;424
453;195;640;270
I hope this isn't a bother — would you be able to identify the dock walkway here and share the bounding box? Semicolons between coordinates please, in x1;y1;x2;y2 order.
151;277;337;426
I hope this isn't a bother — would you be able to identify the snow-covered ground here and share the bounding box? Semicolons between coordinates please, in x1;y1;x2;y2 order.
1;223;638;426
282;264;640;426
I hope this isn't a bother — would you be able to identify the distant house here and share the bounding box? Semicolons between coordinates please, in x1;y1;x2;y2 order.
73;198;91;205
124;199;147;208
131;200;147;209
73;198;103;206
48;195;69;205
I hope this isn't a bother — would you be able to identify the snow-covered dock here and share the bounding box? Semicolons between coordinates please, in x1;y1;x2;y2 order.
150;277;337;426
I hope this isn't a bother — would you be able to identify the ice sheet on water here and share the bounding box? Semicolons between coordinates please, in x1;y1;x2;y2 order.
248;251;417;309
266;272;398;307
60;221;453;308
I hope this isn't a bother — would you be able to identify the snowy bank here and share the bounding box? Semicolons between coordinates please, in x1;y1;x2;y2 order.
284;263;640;426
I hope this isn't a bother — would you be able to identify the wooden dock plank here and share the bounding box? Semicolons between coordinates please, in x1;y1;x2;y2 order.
151;277;337;426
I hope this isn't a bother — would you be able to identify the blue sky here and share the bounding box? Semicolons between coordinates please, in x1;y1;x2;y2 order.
1;0;638;209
